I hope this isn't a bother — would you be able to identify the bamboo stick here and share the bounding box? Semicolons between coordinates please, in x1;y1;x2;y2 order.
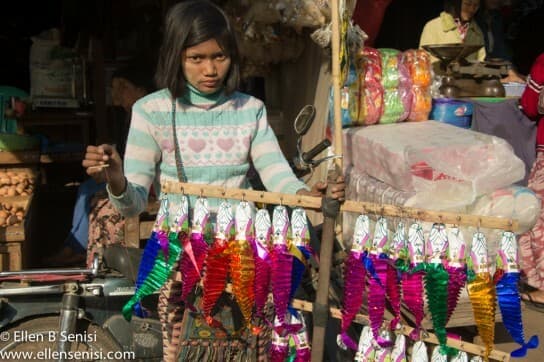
161;181;520;231
331;0;343;171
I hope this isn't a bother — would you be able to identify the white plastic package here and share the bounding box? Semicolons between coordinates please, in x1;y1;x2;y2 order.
343;121;526;209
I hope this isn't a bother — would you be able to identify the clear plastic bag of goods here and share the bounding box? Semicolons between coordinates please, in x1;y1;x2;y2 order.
343;121;525;209
407;86;432;121
402;49;432;87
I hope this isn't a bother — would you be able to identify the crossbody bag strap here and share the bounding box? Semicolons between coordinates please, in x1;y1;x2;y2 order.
171;99;188;183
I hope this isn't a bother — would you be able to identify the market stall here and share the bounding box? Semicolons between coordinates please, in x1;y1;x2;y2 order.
108;1;539;361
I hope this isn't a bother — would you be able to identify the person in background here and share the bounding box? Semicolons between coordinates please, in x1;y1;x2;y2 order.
475;0;512;60
45;58;155;267
419;0;486;64
475;0;526;82
518;53;544;311
82;1;345;360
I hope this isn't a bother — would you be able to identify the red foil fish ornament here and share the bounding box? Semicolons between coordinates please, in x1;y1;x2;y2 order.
202;200;233;329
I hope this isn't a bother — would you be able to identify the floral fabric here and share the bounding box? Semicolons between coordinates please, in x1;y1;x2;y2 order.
519;150;544;289
86;190;125;267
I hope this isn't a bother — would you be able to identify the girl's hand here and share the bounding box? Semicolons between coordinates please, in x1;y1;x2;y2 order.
297;175;345;201
82;144;126;195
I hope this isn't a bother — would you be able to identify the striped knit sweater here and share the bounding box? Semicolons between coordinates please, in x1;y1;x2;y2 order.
109;85;307;216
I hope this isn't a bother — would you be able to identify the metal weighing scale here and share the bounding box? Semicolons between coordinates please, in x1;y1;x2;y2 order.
423;43;509;98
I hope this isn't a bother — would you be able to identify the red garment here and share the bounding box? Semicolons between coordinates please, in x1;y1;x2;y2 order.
352;0;392;47
520;53;544;145
519;53;544;289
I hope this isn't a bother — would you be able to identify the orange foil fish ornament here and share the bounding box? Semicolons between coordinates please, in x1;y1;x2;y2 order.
467;232;496;361
229;200;256;331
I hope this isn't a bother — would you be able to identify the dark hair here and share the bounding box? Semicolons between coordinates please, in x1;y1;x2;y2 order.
112;56;157;93
155;0;240;99
444;0;462;19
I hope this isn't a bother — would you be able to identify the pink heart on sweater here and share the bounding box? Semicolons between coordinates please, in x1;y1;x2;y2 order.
217;138;234;152
188;138;206;153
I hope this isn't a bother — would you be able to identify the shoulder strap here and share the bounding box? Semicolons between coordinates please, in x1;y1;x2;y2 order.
171;99;188;182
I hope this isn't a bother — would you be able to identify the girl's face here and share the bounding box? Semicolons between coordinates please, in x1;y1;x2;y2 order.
461;0;480;21
182;38;231;94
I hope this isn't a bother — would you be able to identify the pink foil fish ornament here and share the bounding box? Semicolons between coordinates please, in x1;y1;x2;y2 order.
366;217;392;347
391;334;407;362
338;214;369;351
354;326;375;362
411;341;429;362
270;205;293;335
292;312;311;362
445;227;467;326
180;197;209;306
270;316;289;362
403;222;426;341
253;208;272;320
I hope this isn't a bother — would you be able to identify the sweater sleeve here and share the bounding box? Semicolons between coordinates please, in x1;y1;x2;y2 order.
250;103;309;195
108;100;162;217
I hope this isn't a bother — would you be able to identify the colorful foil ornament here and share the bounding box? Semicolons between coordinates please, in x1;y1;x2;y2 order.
403;222;426;340
366;217;392;348
289;207;311;316
467;232;496;361
123;196;182;320
411;341;428;362
374;329;393;361
292;312;311;362
271;205;294;335
202;200;233;329
385;225;402;333
431;345;448;362
494;231;538;357
445;227;467;325
270;316;289;362
451;351;469;362
354;326;375;362
424;223;454;356
338;214;369;350
253;208;272;320
229;200;256;331
180;197;209;306
391;334;407;362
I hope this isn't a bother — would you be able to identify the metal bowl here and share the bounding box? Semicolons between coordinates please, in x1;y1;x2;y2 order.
422;43;483;62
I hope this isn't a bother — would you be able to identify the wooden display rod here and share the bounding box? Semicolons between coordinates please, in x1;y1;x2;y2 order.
161;181;519;232
341;200;519;232
222;284;509;361
290;298;510;362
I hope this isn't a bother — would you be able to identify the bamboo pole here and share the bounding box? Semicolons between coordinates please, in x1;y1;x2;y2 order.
161;181;520;232
331;0;343;170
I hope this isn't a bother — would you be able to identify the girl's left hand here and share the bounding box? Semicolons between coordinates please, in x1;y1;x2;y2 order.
297;175;345;201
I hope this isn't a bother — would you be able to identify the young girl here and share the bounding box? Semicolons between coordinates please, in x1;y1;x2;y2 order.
83;1;344;360
420;0;486;64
